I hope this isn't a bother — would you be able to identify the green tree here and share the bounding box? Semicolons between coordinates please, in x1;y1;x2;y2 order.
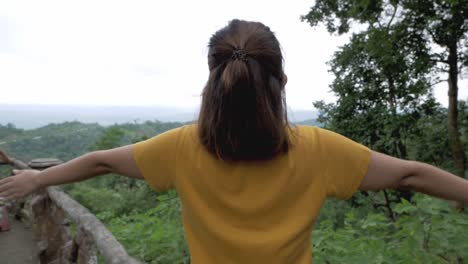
0;123;23;139
303;0;468;187
310;14;443;215
89;126;125;151
87;126;132;189
460;100;468;155
313;26;436;158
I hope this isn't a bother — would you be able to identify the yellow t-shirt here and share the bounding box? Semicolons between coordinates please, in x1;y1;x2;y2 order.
133;125;371;264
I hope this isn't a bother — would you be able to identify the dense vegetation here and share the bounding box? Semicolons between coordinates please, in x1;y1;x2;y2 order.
1;105;467;263
0;121;190;262
0;121;183;161
301;0;468;262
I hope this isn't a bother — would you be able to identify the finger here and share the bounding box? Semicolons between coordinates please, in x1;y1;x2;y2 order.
0;177;14;186
13;169;23;175
0;182;14;193
0;186;14;196
0;190;14;201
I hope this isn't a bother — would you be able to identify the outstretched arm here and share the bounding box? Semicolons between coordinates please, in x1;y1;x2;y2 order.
0;145;143;200
359;151;468;204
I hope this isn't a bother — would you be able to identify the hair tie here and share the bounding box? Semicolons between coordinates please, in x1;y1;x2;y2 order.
231;48;247;62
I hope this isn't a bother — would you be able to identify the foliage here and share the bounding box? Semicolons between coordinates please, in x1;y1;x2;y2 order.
0;121;105;161
309;3;440;209
305;0;468;213
0;123;23;139
303;1;468;261
313;26;436;157
0;120;184;162
313;195;468;263
58;121;188;263
106;191;189;264
66;178;189;263
2;116;468;263
460;100;468;150
0;167;12;180
88;126;125;151
303;0;468;180
407;106;454;170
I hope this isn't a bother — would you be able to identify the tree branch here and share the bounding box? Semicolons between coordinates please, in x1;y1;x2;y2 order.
428;29;443;45
430;58;450;64
430;79;448;87
386;4;398;30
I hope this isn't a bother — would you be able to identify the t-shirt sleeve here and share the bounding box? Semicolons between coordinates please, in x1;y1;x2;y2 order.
133;127;182;192
317;128;371;199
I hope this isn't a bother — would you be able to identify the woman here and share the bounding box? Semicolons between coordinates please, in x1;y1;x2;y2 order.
0;20;467;263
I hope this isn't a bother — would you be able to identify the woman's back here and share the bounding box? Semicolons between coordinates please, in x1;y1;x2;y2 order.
134;124;371;263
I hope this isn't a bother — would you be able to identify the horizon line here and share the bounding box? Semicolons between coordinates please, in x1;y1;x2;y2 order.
0;103;317;111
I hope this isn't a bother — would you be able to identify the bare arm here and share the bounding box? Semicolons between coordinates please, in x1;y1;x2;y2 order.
359;151;468;203
0;145;143;200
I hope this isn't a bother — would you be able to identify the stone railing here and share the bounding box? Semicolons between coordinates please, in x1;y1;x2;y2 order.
0;151;142;264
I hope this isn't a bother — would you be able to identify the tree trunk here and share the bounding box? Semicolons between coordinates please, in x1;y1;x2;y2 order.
447;43;466;210
387;77;413;201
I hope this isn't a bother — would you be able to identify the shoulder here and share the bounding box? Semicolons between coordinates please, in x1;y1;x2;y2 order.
150;124;195;140
291;126;369;154
293;125;330;134
293;125;352;142
291;125;329;144
134;124;195;153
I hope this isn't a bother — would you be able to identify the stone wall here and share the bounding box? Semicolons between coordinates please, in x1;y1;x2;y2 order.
31;187;141;264
0;152;143;264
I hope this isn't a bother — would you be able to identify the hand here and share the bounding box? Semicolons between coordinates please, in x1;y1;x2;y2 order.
0;169;42;200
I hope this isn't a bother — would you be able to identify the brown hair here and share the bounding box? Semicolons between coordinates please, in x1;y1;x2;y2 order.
198;19;291;161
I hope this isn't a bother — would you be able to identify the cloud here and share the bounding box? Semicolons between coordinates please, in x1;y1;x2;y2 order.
0;0;464;109
0;16;14;53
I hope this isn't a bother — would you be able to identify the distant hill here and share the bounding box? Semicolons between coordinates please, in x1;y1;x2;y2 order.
0;114;321;164
0;104;319;162
0;104;196;129
296;119;321;126
0;121;184;162
0;104;317;129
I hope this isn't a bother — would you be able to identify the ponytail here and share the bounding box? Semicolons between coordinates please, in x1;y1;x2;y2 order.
198;19;291;161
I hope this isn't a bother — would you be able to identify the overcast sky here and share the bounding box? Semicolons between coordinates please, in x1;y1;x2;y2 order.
0;0;465;110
